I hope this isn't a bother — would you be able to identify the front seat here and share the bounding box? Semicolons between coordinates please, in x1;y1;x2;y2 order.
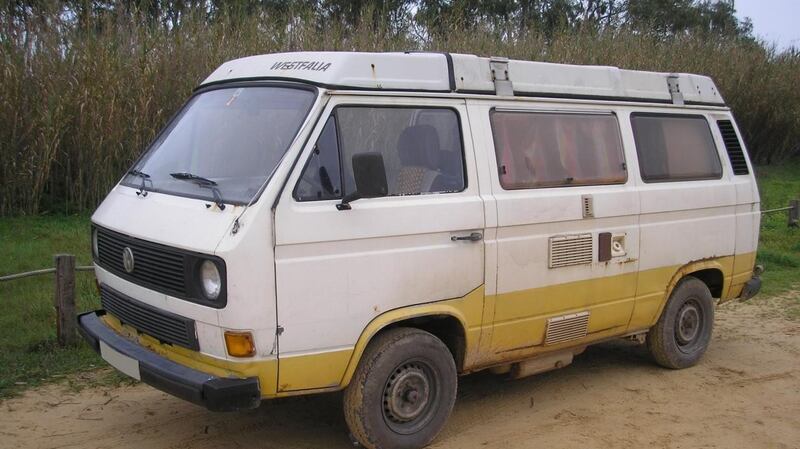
394;125;441;195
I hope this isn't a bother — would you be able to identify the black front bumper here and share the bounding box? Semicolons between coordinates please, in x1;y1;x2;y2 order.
78;310;261;412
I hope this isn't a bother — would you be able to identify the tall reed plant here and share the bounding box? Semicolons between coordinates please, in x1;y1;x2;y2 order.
1;8;798;215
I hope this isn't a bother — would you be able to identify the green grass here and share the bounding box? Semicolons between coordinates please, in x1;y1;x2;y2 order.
0;165;797;398
0;216;102;398
754;162;800;296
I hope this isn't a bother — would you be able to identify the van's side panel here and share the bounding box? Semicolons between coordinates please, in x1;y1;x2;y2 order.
273;96;486;391
627;109;738;329
270;94;757;390
469;100;641;362
711;113;761;301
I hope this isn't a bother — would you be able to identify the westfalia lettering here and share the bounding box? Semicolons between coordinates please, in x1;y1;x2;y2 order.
270;61;332;71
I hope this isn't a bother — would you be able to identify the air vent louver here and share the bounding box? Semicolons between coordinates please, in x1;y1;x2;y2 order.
545;312;590;345
581;195;594;218
717;120;749;175
548;234;593;268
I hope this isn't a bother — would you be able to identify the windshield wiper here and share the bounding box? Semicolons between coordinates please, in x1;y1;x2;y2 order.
128;169;152;197
169;172;226;210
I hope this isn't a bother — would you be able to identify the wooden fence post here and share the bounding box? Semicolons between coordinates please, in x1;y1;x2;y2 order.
54;254;78;347
790;199;799;228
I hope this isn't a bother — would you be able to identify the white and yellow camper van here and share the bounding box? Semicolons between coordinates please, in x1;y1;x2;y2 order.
78;52;762;449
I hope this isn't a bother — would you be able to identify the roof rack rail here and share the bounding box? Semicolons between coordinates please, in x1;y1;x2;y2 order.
489;57;513;96
667;74;685;105
201;51;726;106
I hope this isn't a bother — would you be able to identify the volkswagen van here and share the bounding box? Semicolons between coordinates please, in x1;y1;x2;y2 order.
78;51;762;449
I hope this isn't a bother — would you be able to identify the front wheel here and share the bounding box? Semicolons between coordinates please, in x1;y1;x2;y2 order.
343;327;457;449
647;276;715;369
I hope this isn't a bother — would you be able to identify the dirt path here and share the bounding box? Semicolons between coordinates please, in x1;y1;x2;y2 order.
2;295;799;449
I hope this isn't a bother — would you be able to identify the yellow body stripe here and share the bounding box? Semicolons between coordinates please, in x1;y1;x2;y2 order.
101;253;755;398
725;251;758;304
277;349;352;392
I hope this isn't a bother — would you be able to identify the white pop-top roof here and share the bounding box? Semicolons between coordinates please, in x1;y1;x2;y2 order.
202;51;725;105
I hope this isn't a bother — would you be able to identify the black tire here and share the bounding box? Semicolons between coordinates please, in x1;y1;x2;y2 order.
343;327;457;449
647;276;715;369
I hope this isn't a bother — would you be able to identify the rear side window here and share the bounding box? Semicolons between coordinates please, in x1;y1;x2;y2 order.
631;113;722;182
490;110;627;189
336;107;466;196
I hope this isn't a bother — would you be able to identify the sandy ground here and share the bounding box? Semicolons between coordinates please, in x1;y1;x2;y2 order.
2;294;799;449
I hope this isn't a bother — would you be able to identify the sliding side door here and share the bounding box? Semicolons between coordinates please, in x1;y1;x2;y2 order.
470;102;641;360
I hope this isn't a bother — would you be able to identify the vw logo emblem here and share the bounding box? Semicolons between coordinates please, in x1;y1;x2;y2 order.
122;247;135;273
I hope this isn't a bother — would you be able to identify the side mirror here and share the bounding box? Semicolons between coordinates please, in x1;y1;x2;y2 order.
337;152;388;210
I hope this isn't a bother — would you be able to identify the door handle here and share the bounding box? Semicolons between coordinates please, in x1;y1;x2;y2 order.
451;232;483;242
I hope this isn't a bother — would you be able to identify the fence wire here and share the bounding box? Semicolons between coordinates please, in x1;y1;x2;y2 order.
0;266;94;282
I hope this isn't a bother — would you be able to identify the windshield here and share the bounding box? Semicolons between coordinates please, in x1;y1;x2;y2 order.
123;85;316;205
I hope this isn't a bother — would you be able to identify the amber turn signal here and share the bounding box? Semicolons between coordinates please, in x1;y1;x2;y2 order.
224;331;255;357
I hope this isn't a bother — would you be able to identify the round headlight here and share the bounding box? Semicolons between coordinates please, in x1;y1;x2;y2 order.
200;260;221;300
92;228;99;258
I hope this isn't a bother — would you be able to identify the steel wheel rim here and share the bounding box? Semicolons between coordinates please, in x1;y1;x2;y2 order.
675;299;703;349
382;359;439;435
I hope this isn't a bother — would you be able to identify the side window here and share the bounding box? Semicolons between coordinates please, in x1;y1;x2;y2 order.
336;107;466;196
489;111;627;189
294;117;342;201
631;113;722;182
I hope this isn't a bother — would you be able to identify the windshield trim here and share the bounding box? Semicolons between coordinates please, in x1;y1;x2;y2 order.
119;81;319;206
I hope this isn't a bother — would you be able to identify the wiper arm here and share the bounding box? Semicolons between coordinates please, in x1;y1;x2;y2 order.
128;169;152;197
169;172;226;210
170;172;217;185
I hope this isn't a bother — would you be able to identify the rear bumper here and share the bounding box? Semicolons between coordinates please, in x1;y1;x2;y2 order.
738;275;762;301
78;310;261;412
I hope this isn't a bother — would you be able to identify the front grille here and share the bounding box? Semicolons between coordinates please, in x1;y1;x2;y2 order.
96;227;188;298
101;285;199;350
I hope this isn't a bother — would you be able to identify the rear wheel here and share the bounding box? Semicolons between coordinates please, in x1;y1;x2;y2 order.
343;328;457;449
647;276;715;369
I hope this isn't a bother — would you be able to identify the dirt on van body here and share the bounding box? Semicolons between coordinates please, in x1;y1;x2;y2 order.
2;293;799;449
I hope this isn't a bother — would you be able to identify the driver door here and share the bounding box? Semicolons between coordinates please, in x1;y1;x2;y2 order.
273;96;486;392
